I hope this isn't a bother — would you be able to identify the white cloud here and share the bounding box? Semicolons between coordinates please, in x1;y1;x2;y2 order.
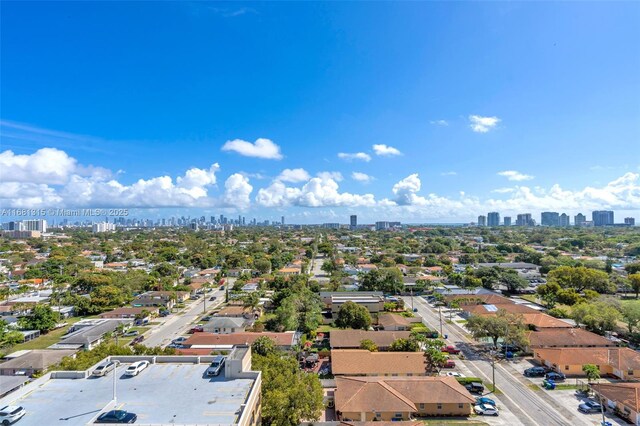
221;138;283;159
351;172;374;183
373;144;402;156
317;171;344;182
223;173;253;209
469;115;500;133
338;152;371;162
383;173;428;206
440;171;457;176
430;120;449;126
256;177;375;208
276;168;310;183
498;170;534;181
0;148;78;185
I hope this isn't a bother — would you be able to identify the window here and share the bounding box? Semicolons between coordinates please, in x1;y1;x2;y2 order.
394;413;402;418
458;403;464;409
437;403;442;410
376;412;381;418
565;365;569;370
628;369;634;376
419;403;424;410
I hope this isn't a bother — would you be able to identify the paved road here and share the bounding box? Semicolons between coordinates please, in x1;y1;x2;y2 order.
310;255;329;283
402;295;592;426
143;287;225;347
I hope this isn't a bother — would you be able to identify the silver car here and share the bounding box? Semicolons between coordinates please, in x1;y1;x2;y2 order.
92;361;117;377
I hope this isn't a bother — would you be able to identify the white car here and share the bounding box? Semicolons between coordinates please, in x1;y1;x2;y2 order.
0;405;26;424
474;404;499;416
446;372;465;378
124;361;149;376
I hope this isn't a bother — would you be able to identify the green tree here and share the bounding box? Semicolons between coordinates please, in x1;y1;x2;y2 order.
423;339;448;375
18;304;60;333
500;270;529;293
389;338;420;352
536;282;561;308
335;301;371;330
252;352;324;426
621;303;640;334
571;302;620;334
548;266;611;293
465;310;528;348
359;339;378;352
582;364;600;383
251;336;277;356
629;274;640;299
625;263;640;275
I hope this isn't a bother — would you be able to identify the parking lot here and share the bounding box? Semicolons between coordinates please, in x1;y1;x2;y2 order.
2;363;254;425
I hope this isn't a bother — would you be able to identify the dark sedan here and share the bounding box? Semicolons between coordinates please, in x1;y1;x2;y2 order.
95;410;137;423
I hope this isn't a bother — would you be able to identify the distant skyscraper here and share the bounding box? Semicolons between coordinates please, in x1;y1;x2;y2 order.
516;213;534;226
477;215;487;227
375;221;390;231
22;219;47;233
625;217;636;226
503;216;512;227
487;212;500;227
281;216;285;225
541;212;560;227
559;213;570;227
592;210;614;226
350;215;357;230
574;213;586;227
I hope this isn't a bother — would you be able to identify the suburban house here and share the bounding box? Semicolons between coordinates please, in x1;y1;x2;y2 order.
99;307;159;320
133;291;189;309
179;332;301;354
459;303;539;318
534;347;640;379
0;349;77;377
521;313;574;330
525;328;616;351
203;317;251;334
50;319;132;350
331;350;426;376
329;294;385;318
377;313;411;331
334;376;475;421
330;330;413;351
215;306;253;319
444;293;513;305
591;382;640;425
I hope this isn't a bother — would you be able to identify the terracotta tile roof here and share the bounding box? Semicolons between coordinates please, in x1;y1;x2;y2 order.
591;382;640;412
527;328;616;348
445;294;511;305
215;306;248;316
461;303;539;316
522;313;573;328
330;330;412;349
378;313;411;329
335;376;475;414
184;332;297;347
331;350;425;375
535;347;640;371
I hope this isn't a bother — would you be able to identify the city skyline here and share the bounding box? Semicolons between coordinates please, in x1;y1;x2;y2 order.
1;2;639;222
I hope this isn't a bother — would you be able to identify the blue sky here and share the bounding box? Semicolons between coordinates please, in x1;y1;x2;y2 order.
1;1;639;223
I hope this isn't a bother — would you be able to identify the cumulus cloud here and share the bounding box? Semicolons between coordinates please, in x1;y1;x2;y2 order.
0;148;78;185
469;115;500;133
491;187;516;193
373;144;402;156
276;168;310;183
317;171;344;182
351;172;374;183
221;138;283;159
256;177;375;208
223;173;253;209
498;170;534;181
338;152;371;162
381;173;428;206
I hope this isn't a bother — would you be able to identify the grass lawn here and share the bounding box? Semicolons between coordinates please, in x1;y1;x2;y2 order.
7;317;83;353
620;299;640;308
519;294;539;304
116;326;151;346
316;325;340;333
527;383;542;391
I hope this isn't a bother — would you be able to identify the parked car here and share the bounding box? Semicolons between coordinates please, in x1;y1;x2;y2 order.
172;336;187;344
545;372;566;382
578;400;605;414
92;361;117;377
476;397;496;407
201;316;212;322
474;404;499;416
219;286;225;290
95;409;137;424
524;367;547;377
465;382;485;394
442;345;461;354
206;356;226;377
443;359;456;368
167;343;184;349
190;295;201;300
189;325;204;333
209;296;217;301
130;335;144;345
159;310;170;317
0;406;26;425
445;371;465;378
123;330;139;337
124;361;149;376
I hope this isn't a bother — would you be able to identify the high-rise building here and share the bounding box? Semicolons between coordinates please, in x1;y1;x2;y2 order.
559;213;570;227
350;215;357;230
487;212;500;227
625;217;636;226
22;219;47;233
92;222;116;233
574;213;586;227
503;216;512;227
477;215;487;227
516;213;534;226
375;221;390;231
592;210;614;226
541;212;560;227
281;216;285;225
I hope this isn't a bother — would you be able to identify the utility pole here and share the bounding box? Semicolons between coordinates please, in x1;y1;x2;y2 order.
112;360;121;405
438;305;444;337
